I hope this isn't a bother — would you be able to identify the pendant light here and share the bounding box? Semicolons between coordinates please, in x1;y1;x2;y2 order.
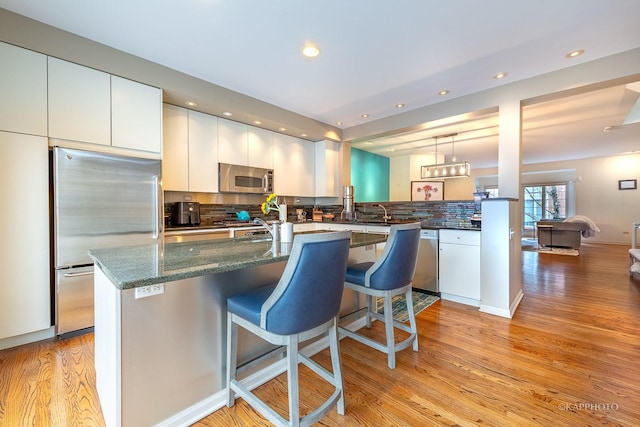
420;132;471;179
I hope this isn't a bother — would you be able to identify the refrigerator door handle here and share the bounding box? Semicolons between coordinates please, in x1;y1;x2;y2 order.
63;270;94;278
153;175;162;239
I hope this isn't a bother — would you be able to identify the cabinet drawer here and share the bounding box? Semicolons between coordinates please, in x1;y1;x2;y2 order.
439;229;480;245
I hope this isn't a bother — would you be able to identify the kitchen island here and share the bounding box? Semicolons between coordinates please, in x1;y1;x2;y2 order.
89;232;386;427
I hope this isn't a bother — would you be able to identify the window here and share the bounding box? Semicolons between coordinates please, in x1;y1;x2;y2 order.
523;184;566;229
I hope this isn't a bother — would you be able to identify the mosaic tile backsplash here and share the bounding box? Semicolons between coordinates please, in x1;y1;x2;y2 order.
165;200;476;227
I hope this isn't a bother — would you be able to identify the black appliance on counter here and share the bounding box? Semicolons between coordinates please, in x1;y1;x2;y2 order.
172;202;201;226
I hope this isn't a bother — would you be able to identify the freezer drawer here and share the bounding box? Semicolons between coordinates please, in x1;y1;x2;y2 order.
56;265;94;335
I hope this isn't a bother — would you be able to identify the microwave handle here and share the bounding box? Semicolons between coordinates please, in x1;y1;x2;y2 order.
263;173;268;193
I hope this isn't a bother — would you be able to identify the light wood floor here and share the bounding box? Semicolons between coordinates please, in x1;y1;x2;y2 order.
1;242;639;426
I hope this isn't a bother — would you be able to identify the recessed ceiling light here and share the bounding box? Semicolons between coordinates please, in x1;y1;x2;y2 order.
395;103;405;108
278;127;287;132
222;111;232;116
438;90;450;96
301;133;308;137
493;72;508;79
365;141;373;145
185;101;197;107
302;44;321;58
336;121;343;126
566;49;584;58
253;120;262;125
361;113;370;118
387;148;395;152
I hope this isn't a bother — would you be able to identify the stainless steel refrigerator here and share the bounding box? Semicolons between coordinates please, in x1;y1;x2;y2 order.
53;147;162;335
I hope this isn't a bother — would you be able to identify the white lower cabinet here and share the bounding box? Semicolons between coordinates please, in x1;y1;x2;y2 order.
0;132;50;341
439;229;481;306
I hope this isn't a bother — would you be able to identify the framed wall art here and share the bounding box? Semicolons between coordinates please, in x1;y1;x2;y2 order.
618;179;637;190
411;181;444;201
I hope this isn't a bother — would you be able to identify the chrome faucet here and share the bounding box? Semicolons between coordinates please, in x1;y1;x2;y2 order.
377;204;392;223
253;218;280;242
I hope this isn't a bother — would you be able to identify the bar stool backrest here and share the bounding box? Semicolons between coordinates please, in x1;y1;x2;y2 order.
260;231;352;335
365;223;421;290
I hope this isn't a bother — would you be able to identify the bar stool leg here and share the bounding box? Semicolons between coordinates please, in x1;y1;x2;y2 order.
383;295;396;369
328;319;345;415
286;336;300;426
226;312;238;407
405;290;418;351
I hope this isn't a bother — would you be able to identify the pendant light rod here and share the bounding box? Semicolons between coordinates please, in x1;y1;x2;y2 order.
432;132;458;140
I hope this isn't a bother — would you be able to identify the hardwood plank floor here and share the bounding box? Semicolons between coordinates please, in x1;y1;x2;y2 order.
1;242;638;426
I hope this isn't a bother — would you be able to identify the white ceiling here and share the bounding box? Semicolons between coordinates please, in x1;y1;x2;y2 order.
352;83;640;168
1;0;639;167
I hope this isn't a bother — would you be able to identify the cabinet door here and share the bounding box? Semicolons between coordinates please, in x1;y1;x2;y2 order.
273;134;314;196
48;57;111;145
218;117;247;165
111;76;162;153
188;110;219;193
0;132;50;339
247;127;273;169
162;104;189;191
0;42;47;136
439;242;481;300
315;140;341;197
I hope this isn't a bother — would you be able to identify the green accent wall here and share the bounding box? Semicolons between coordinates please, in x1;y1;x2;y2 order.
351;148;389;202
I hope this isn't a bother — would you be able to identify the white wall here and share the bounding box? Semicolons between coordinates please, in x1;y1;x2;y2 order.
475;152;640;244
390;153;476;201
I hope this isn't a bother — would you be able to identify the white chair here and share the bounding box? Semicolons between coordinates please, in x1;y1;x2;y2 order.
339;223;421;369
226;231;351;427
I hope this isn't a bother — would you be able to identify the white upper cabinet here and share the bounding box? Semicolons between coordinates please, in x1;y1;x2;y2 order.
162;104;189;191
48;57;111;146
111;75;162;153
188;110;218;193
247;126;273;169
315;139;341;197
162;104;218;193
273;133;315;197
48;57;162;153
0;42;47;136
218;118;248;165
219;118;273;168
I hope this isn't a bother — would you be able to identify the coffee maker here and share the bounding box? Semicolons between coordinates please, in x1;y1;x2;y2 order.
340;185;357;221
172;202;201;226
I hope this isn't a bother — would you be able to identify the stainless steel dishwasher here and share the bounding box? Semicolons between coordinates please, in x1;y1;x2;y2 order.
413;229;439;294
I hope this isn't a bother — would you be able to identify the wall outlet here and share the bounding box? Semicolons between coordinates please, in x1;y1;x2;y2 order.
135;283;165;299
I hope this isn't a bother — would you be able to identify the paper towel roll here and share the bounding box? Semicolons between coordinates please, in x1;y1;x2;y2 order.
281;222;294;242
279;204;287;222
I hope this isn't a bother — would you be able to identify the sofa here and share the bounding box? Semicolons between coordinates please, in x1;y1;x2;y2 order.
536;220;590;249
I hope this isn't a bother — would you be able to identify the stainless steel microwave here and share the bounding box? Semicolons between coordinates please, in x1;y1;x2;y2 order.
219;163;274;194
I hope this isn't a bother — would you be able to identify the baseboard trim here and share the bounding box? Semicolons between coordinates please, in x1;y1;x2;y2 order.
479;289;525;319
0;326;55;351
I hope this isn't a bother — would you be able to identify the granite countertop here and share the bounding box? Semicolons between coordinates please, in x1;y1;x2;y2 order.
89;231;386;290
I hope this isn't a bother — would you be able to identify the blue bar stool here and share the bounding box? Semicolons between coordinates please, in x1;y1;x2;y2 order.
339;223;421;369
226;231;352;427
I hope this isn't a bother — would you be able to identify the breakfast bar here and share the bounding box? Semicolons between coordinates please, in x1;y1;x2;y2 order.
89;232;386;427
